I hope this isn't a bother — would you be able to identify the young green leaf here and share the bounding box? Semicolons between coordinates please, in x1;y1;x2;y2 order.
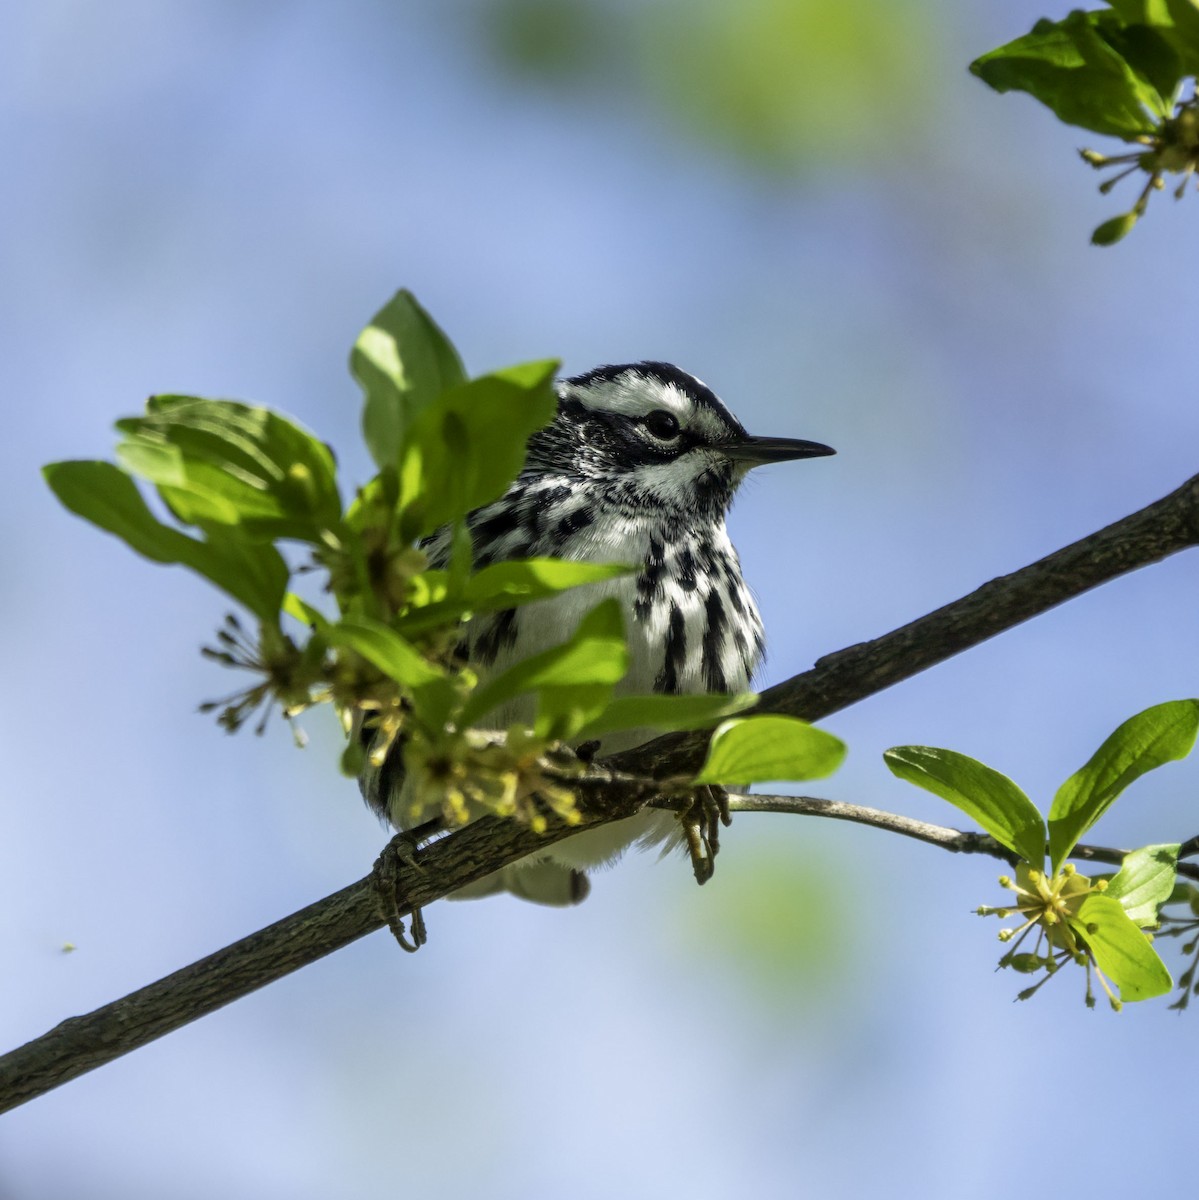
197;527;292;624
46;459;215;565
1047;699;1199;873
577;692;758;740
115;397;342;542
535;682;615;742
1106;1;1199;76
884;746;1046;866
457;598;627;728
970;10;1170;137
325;614;463;733
351;290;467;470
465;559;632;606
1073;892;1173;1001
325;615;446;688
1105;843;1181;927
282;593;332;631
694;716;845;787
43;460;288;620
398;360;560;539
397;559;632;634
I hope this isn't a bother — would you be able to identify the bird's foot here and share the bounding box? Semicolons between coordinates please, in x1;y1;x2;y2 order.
371;819;442;952
678;785;731;885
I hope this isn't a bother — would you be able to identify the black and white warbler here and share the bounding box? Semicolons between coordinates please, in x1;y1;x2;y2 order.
360;361;834;904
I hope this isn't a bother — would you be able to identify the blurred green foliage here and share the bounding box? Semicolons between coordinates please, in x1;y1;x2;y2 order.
678;834;851;1005
483;0;940;171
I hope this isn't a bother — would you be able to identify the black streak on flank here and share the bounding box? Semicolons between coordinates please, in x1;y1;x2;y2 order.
675;545;698;592
702;588;728;692
471;503;523;545
636;537;666;622
657;603;686;694
554;507;594;540
473;607;519;666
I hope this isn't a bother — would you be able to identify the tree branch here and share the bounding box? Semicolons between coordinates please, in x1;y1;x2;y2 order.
5;471;1199;1112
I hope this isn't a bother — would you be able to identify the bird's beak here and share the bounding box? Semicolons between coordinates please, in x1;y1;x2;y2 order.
723;435;836;466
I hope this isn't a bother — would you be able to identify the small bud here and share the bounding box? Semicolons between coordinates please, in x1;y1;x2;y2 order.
1091;211;1139;246
998;875;1013;890
1062;863;1076;877
998;929;1015;942
1094;878;1108;892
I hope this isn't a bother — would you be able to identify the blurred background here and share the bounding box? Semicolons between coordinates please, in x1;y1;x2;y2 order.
3;1;1198;1196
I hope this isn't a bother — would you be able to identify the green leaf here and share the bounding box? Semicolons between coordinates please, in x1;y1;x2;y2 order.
466;558;631;606
1073;892;1173;1001
398;360;560;539
1105;843;1181;927
884;746;1046;866
1048;699;1199;873
535;682;615;741
458;598;627;728
196;526;291;623
326;615;446;688
350;290;467;470
1109;2;1199;75
43;460;288;620
397;559;632;634
1100;20;1183;108
694;716;845;787
970;10;1169;137
1165;0;1199;71
577;692;758;739
325;614;464;734
115;397;341;542
46;459;212;565
282;593;332;630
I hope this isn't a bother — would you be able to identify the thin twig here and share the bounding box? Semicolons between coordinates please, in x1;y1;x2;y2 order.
706;793;1199;882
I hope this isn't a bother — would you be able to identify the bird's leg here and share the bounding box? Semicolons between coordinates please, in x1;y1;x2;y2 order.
678;785;732;885
371;818;442;952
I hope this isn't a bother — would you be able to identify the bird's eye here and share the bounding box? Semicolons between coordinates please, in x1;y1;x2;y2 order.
642;410;681;439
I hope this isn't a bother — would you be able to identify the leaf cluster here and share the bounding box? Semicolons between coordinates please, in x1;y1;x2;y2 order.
973;3;1199;242
886;700;1199;1007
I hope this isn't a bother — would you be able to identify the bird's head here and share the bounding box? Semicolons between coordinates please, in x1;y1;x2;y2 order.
524;361;834;521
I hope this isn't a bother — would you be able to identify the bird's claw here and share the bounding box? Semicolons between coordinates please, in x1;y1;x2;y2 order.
371;819;441;952
679;785;731;886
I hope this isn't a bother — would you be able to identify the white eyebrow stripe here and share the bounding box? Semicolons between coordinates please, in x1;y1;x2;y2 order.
569;374;693;421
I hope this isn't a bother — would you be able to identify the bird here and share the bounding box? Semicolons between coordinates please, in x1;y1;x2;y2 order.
359;361;834;906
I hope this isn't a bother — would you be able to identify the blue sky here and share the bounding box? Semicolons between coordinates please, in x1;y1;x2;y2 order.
3;3;1199;1197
